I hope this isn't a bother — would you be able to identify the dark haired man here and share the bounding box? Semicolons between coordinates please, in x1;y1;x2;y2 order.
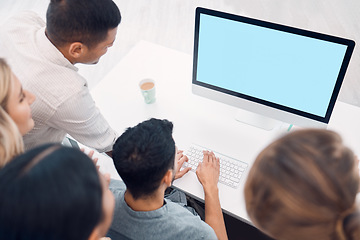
109;118;228;240
0;144;115;240
0;0;121;154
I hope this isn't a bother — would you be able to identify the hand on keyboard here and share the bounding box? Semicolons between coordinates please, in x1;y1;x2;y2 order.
195;151;220;189
185;144;248;188
174;149;191;180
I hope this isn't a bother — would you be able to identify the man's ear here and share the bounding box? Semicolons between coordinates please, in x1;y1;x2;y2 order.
68;42;86;59
163;170;173;188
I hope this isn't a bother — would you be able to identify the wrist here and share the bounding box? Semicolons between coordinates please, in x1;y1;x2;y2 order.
203;184;219;197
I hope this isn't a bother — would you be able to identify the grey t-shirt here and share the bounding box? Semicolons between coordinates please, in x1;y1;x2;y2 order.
108;180;217;240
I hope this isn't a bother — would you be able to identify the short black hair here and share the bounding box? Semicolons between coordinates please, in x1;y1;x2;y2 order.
112;118;176;199
0;144;103;240
46;0;121;48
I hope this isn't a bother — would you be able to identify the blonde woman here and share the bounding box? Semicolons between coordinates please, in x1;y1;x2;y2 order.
0;59;115;239
0;58;35;167
245;129;360;240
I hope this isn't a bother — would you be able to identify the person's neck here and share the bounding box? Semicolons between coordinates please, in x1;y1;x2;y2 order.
124;188;165;212
45;29;76;65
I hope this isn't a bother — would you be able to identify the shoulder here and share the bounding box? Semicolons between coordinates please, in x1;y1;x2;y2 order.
2;11;44;32
162;201;217;238
109;180;127;211
165;201;203;222
109;179;126;197
17;11;45;26
0;11;45;61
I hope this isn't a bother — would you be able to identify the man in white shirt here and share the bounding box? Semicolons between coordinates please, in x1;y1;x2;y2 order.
0;0;121;154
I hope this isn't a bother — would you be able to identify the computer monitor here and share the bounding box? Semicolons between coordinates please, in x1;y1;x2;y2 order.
192;7;355;130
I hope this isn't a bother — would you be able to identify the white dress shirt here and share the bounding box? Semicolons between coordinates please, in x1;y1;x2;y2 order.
0;11;118;152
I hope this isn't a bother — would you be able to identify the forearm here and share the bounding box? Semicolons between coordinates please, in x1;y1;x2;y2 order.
204;186;228;240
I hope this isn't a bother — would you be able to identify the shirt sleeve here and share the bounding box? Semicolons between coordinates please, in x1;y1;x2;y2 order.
48;86;119;152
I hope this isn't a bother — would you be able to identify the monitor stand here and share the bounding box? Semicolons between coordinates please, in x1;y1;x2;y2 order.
235;109;282;131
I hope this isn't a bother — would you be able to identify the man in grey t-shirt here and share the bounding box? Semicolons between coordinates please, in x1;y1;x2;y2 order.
108;118;228;240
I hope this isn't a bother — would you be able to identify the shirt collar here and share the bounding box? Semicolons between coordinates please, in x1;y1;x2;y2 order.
35;27;78;72
121;191;169;218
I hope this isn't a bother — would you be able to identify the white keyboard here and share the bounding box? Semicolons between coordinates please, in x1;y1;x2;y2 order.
184;144;248;188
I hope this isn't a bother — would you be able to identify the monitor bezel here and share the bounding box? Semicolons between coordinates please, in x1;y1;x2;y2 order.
192;7;355;126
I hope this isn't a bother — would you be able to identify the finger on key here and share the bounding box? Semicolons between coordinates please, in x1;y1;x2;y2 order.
215;156;220;170
203;150;209;163
209;151;215;163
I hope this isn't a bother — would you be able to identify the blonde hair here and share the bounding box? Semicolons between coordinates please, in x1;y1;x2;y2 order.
245;129;360;240
0;58;24;167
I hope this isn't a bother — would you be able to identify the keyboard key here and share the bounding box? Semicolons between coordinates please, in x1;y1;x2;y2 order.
184;144;248;189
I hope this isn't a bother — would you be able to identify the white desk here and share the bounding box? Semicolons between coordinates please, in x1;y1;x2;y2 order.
91;40;360;223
